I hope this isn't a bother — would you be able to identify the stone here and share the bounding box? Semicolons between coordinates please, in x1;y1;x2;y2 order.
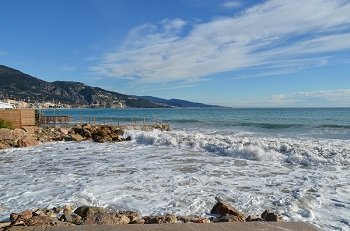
70;133;84;142
261;209;283;222
177;216;210;223
117;211;140;222
143;215;177;224
10;210;33;222
60;213;73;222
73;206;105;218
71;214;83;225
210;201;245;222
212;215;244;223
17;135;39;147
129;219;145;224
24;215;61;226
246;215;264;222
125;136;132;141
0;142;10;149
82;212;130;225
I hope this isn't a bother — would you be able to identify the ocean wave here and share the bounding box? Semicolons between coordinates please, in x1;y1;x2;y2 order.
317;124;350;129
233;122;304;129
127;130;350;166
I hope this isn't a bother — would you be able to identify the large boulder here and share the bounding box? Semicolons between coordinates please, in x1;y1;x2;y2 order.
17;135;39;147
210;201;245;222
74;206;105;218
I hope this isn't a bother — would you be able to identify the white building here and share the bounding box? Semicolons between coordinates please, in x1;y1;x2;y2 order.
0;102;14;109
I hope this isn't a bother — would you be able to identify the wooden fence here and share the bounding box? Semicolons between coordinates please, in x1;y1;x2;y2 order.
0;109;36;128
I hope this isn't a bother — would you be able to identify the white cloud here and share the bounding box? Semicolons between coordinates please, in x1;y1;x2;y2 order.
92;0;350;83
221;1;241;9
234;89;350;107
59;65;78;72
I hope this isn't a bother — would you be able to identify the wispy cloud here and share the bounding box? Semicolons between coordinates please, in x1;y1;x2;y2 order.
92;0;350;83
232;89;350;107
0;51;7;56
220;1;241;9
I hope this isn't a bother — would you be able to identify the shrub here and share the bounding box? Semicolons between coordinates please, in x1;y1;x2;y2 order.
0;119;13;129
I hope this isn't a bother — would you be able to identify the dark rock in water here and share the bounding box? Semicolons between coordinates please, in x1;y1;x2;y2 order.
125;136;132;141
143;215;177;224
177;215;210;223
261;209;283;221
246;215;264;222
83;212;130;225
74;206;105;218
210;201;245;222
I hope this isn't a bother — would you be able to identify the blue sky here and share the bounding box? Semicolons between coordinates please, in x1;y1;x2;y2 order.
1;0;350;107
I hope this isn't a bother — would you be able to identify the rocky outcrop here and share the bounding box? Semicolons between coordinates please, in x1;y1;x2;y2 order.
0;128;38;148
1;202;285;229
0;124;132;150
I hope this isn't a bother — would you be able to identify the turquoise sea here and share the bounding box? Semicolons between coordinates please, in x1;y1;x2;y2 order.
43;107;350;139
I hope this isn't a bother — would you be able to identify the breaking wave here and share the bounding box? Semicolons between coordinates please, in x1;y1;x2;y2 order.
127;129;350;166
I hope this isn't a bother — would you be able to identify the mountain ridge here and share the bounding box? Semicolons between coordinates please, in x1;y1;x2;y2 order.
0;65;220;108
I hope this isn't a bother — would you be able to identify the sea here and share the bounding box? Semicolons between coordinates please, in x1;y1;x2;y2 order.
0;108;349;230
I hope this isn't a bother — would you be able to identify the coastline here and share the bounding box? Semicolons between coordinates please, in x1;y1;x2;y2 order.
0;202;319;230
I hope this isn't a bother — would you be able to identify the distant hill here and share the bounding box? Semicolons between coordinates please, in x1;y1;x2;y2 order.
139;96;222;108
0;65;162;108
0;65;222;108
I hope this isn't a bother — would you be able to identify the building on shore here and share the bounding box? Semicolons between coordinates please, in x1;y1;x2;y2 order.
0;101;14;109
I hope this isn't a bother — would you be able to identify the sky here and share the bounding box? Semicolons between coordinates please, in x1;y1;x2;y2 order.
0;0;350;107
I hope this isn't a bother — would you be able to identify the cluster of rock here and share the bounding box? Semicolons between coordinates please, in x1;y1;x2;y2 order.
0;124;131;150
1;201;283;229
0;128;38;149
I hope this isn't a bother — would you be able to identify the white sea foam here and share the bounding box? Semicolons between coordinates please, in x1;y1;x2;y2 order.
128;129;350;166
0;129;349;230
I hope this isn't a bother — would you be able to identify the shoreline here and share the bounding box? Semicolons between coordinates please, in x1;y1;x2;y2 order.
0;123;170;150
0;202;319;230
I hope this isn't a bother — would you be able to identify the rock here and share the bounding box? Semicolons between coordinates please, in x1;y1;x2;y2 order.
32;209;57;218
73;206;105;218
0;222;11;229
10;210;33;222
60;213;73;222
177;216;210;223
17;135;38;147
0;142;10;149
125;136;132;141
71;214;83;225
261;209;283;222
24;215;61;226
130;219;145;224
212;215;244;223
246;215;264;222
143;215;177;224
83;212;130;225
70;133;84;141
117;211;140;223
210;201;245;222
